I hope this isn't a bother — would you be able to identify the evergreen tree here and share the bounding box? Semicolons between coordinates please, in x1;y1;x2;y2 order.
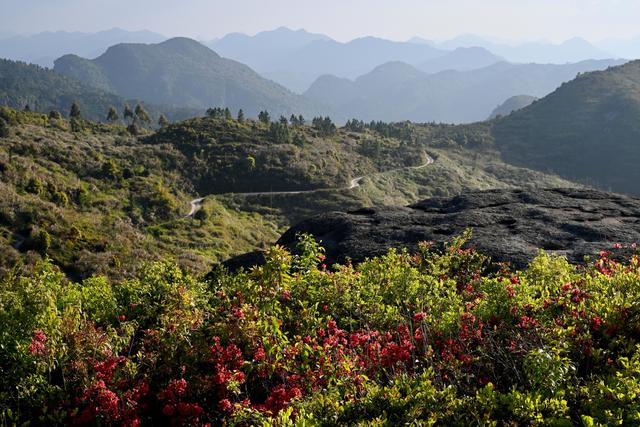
134;104;151;126
298;115;305;126
237;109;245;123
279;115;289;125
107;107;119;123
123;105;134;124
224;108;232;120
48;110;62;120
0;117;9;138
70;118;82;133
158;114;169;129
70;102;82;119
258;110;271;124
269;121;290;144
312;116;336;137
290;114;298;126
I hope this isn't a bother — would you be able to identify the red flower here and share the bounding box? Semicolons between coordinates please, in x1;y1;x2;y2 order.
28;329;47;356
218;399;232;412
254;346;266;361
413;312;427;322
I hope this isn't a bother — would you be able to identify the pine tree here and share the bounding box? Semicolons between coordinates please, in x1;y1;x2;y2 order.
158;114;169;129
107;107;119;123
237;109;245;123
224;108;232;120
258;110;270;124
123;105;134;124
70;102;82;119
134;104;151;126
0;117;9;138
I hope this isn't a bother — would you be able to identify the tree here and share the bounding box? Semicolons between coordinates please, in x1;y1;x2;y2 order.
269;121;290;144
290;114;298;126
134;104;151;126
258;110;271;124
312;116;336;137
237;109;245;123
70;118;82;133
279;115;288;125
0;117;9;138
244;155;256;172
107;107;119;123
123;104;134;124
298;115;305;126
224;108;232;120
23;104;31;112
158;114;169;129
48;110;62;120
70;102;82;119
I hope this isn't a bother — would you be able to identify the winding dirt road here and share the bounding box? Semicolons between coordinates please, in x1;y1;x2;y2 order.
186;153;434;217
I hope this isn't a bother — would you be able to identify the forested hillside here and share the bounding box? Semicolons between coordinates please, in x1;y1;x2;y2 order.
54;38;330;118
0;59;198;122
493;60;640;195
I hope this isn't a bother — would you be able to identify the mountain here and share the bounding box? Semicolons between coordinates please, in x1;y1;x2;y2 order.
493;60;640;196
416;47;503;74
0;58;197;122
54;37;329;118
489;95;538;119
0;28;166;67
254;36;446;92
207;27;331;73
305;59;626;123
437;35;615;64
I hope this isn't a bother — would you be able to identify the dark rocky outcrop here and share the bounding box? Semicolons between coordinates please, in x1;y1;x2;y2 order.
224;188;640;270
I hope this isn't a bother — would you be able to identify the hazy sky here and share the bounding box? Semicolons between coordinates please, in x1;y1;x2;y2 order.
2;0;640;42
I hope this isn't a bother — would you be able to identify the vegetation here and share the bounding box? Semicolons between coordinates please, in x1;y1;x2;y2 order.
0;107;280;280
0;105;577;281
493;60;640;196
0;59;199;123
53;37;329;118
142;113;425;194
2;233;640;425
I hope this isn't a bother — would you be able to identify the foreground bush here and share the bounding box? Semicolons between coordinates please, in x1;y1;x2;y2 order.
1;234;640;426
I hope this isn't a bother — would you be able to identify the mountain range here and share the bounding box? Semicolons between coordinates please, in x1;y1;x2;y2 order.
304;59;626;123
0;28;166;67
0;58;199;122
53;37;329;118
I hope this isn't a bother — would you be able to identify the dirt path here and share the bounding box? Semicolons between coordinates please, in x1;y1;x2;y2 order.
186;153;434;217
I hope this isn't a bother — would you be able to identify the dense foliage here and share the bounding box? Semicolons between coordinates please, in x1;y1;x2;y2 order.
0;59;197;123
0;108;280;279
2;234;640;425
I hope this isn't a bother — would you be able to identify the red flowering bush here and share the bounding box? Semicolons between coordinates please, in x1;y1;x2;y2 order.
2;235;640;425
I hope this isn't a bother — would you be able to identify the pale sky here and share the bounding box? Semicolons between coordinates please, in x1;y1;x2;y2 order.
2;0;640;43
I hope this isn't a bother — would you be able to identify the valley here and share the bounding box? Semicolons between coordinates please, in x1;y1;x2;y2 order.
3;9;640;425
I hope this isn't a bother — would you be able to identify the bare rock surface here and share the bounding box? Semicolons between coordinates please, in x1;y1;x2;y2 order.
224;188;640;270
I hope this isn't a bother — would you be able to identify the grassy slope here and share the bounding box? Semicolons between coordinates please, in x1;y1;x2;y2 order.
0;108;577;278
0;109;280;279
493;60;640;195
